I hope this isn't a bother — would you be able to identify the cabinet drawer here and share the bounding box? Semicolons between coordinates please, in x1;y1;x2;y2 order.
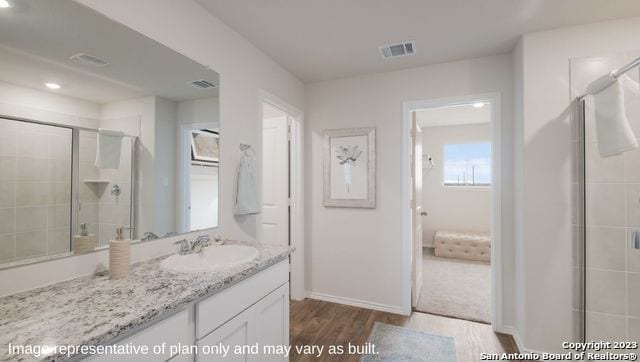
87;308;191;361
196;260;288;339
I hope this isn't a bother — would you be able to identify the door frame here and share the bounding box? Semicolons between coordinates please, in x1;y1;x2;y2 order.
178;122;218;233
401;92;503;330
258;90;305;301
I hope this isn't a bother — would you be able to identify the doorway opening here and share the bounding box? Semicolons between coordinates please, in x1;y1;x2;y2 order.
260;93;305;300
403;93;502;329
179;122;219;233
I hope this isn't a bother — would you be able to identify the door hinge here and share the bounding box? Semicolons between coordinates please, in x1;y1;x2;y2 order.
288;198;292;206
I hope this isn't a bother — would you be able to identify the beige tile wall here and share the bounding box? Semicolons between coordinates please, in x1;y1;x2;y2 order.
0;118;72;263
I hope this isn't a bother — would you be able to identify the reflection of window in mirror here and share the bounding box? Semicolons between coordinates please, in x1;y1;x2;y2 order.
191;130;219;164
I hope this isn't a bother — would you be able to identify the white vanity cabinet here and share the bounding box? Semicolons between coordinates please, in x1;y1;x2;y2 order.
196;283;289;362
87;261;289;362
195;261;289;362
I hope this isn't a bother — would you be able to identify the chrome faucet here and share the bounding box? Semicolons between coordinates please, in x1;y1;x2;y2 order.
173;235;211;255
190;235;211;254
142;232;159;241
173;239;190;255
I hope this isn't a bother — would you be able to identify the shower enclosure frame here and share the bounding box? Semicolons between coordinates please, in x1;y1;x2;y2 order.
0;114;137;251
576;54;640;344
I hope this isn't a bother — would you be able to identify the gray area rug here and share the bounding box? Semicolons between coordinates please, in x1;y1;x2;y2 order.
417;249;491;324
362;322;456;362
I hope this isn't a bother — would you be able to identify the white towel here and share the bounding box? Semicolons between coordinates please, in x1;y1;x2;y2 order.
234;154;260;215
586;74;639;158
95;128;124;169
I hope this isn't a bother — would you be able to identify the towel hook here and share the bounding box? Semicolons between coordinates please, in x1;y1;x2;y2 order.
239;143;255;157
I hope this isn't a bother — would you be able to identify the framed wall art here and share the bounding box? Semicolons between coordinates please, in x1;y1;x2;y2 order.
323;127;376;208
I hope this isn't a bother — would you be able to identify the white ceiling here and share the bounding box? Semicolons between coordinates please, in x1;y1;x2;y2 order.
0;45;144;104
0;0;219;104
416;103;490;128
196;0;640;82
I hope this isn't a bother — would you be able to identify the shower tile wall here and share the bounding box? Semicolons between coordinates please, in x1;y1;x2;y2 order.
571;53;640;342
97;139;132;245
0;118;72;263
78;131;132;246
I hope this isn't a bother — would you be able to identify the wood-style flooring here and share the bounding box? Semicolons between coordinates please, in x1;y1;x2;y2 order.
290;298;518;362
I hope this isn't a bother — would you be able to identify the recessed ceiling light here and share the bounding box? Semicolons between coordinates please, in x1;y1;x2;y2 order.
472;102;485;108
45;83;61;90
0;0;11;8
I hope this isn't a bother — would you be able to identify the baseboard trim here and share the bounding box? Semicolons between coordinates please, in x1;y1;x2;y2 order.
305;291;407;315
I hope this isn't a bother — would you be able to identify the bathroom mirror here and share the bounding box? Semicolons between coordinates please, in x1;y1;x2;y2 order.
0;0;220;267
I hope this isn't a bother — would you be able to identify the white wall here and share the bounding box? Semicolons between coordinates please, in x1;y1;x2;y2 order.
77;0;305;243
154;97;178;235
305;54;513;314
421;124;491;247
513;16;640;353
0;80;100;127
177;97;220;129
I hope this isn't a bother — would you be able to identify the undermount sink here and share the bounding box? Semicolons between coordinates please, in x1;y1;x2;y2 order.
161;244;259;273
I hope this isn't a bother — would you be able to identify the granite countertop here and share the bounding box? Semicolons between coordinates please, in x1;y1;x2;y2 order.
0;241;292;362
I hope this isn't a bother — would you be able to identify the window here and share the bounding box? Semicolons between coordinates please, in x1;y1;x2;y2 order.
443;142;491;186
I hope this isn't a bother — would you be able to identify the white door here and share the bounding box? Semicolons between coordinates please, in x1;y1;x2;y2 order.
262;116;289;246
411;114;424;307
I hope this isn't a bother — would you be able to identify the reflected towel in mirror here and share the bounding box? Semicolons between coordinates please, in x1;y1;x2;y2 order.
95;128;125;169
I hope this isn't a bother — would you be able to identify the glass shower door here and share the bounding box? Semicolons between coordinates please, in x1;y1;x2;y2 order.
571;53;640;346
0;118;72;263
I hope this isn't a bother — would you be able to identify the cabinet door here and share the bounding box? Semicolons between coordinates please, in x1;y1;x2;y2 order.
196;282;289;362
87;308;190;361
196;311;252;362
251;283;289;362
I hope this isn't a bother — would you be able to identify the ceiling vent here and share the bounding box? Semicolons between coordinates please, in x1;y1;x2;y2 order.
379;41;416;59
69;53;109;67
189;79;217;89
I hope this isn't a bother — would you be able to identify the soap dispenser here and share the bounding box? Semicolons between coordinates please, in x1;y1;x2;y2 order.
73;223;96;254
109;226;131;279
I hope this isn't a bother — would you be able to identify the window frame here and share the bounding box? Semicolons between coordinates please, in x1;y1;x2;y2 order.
441;141;492;189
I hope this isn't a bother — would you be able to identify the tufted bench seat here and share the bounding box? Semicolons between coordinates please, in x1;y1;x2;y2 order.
434;230;491;263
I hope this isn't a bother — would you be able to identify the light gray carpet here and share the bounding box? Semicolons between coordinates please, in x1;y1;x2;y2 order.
362;322;456;362
417;248;491;324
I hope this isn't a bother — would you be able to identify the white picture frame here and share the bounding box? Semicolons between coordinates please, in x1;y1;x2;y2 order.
323;127;376;208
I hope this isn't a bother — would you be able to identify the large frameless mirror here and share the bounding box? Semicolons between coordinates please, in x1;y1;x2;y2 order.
0;0;220;267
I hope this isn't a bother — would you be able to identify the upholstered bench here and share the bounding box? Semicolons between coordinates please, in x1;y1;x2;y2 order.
434;231;491;262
